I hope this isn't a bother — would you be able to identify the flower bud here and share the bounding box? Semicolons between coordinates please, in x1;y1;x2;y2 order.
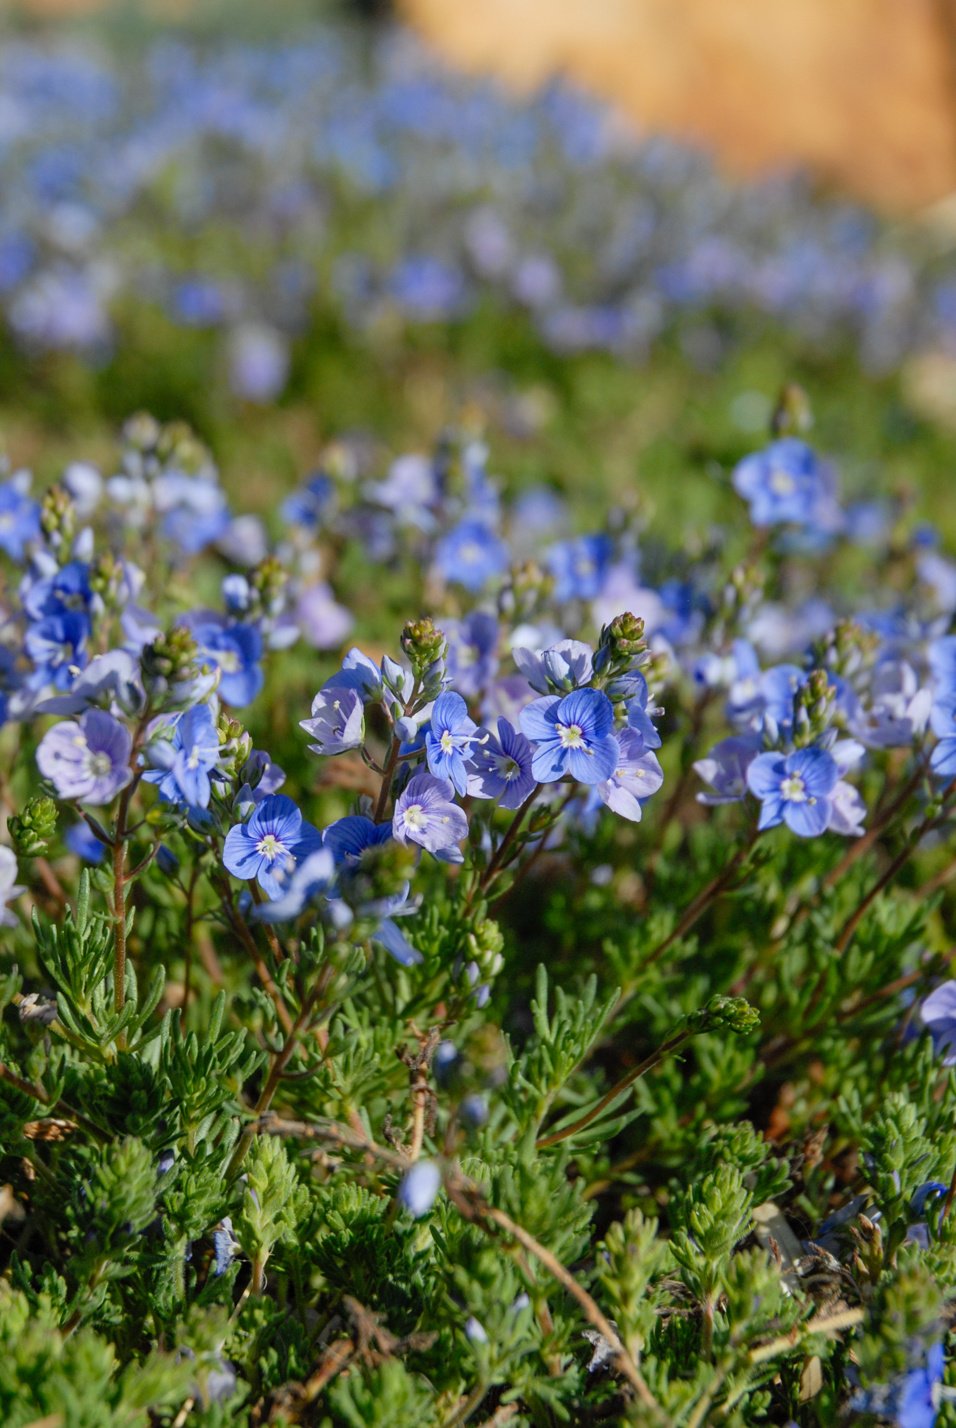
8;795;58;857
401;618;446;681
398;1159;441;1217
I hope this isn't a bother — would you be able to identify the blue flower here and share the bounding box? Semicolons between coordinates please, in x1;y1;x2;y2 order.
397;1159;441;1217
433;520;508;592
223;794;322;898
393;771;468;863
26;612;89;690
519;688;619;785
37;709;132;804
546;534;612;602
323;815;393;865
444;611;498;698
929;696;956;779
143;705;221;810
732;438;838;529
0;478;40;559
189;618;263;707
22;559;94;622
466;717;536;809
745;746;839;836
65;820;106;864
425;692;478;795
300;685;365;756
920;981;956;1065
597;729;664;822
513;639;593;694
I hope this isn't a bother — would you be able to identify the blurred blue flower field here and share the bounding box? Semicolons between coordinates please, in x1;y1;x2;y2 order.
3;7;956;1426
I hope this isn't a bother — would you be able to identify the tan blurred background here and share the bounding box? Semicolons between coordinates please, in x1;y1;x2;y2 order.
14;0;956;212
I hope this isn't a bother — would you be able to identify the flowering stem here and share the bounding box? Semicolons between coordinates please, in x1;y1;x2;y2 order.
645;828;758;968
446;1179;664;1420
111;781;135;1043
536;1028;691;1149
835;780;956;955
213;873;293;1034
227;968;332;1178
373;678;421;823
479;787;540;893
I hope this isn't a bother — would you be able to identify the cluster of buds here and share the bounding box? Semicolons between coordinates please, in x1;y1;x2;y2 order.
401;617;446;688
142;627;216;709
593;610;648;690
811;618;880;688
40;484;76;554
498;559;553;623
791;668;838;749
770;381;813;438
691;994;760;1037
8;795;58;857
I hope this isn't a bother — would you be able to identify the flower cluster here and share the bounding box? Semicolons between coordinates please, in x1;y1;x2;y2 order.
3;400;956;1425
0;26;952;392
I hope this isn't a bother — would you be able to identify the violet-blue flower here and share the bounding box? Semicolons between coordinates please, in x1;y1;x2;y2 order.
694;736;762;805
393;771;468;863
143;705;221;810
26;612;89;691
466;717;536;809
0;477;41;560
424;691;478;795
433;519;508;593
37;708;132;804
398;1159;441;1217
519;688;619;785
223;794;323;899
189;618;263;707
0;846;24;928
745;746;839;836
732;438;836;529
546;533;611;602
300;685;365;756
929;695;956;779
513;639;593;694
597;729;664;822
920;981;956;1065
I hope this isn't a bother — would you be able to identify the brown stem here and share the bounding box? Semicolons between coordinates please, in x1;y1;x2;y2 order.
536;1029;691;1149
446;1180;664;1419
834;782;956;955
644;829;758;969
214;875;293;1034
480;788;540;892
227;970;331;1178
0;1063;106;1142
111;782;136;1043
373;678;421;823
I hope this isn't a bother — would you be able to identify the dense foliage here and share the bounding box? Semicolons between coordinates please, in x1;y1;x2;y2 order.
1;390;956;1428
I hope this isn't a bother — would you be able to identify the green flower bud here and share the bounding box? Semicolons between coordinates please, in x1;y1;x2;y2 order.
40;484;76;551
771;382;813;438
8;796;58;857
401;618;446;680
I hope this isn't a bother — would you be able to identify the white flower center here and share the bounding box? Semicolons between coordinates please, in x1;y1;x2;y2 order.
557;722;584;749
89;751;112;777
769;468;795;496
256;833;285;862
403;802;426;830
440;730;454;753
495;754;520;781
780;774;806;802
